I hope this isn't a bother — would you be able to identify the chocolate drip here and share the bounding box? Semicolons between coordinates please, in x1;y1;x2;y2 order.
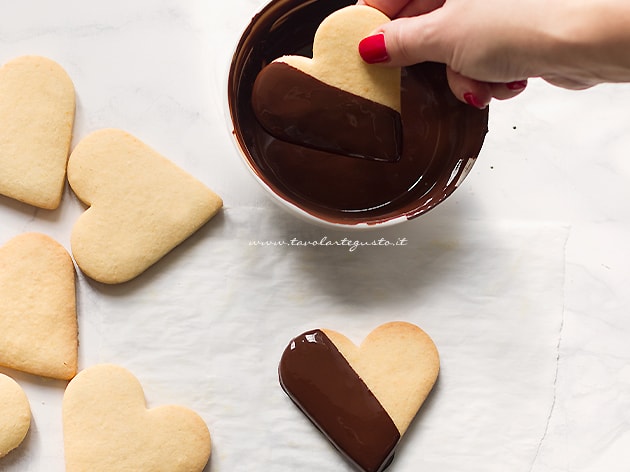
252;62;402;162
228;0;488;224
279;329;400;472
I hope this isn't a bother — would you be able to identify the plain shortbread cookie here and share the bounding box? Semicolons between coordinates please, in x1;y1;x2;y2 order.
0;55;75;209
67;128;223;284
63;364;211;472
0;373;31;459
0;233;78;380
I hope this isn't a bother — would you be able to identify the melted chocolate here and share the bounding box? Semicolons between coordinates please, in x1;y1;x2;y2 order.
228;0;488;225
252;62;402;162
279;329;400;472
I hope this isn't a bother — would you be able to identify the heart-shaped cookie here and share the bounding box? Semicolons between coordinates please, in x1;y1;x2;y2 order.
0;233;78;380
0;373;31;459
62;364;211;472
251;5;402;161
0;55;75;209
273;5;400;112
279;321;439;472
67;128;223;284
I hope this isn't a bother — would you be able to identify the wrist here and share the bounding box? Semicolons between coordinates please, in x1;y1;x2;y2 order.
539;0;630;85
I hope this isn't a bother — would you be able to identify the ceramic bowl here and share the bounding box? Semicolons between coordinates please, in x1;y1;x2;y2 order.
227;0;488;228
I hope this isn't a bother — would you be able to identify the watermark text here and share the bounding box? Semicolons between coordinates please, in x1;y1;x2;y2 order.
248;236;408;252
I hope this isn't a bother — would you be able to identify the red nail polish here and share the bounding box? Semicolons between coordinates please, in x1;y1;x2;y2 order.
463;92;487;109
358;33;389;64
506;80;528;90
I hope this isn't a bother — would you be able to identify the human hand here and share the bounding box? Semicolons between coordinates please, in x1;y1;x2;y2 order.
357;0;629;107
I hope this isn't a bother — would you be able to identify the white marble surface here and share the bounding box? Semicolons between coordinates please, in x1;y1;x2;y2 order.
1;1;630;471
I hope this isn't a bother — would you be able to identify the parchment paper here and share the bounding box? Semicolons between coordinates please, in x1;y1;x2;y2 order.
72;207;568;472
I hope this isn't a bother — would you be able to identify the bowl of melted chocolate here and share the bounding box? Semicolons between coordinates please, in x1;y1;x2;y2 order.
228;0;489;227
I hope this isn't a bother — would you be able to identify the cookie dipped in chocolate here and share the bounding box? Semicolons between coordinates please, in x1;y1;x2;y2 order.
252;60;402;162
279;329;399;472
228;0;489;225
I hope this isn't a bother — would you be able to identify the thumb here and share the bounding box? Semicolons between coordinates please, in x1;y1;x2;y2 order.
359;13;452;67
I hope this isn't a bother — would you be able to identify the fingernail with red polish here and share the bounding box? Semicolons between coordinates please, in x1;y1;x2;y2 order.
463;92;487;109
359;33;389;64
506;80;528;90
